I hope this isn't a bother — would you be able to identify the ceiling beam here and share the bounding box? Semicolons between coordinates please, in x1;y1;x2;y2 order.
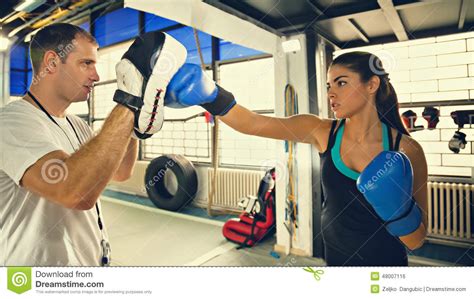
306;0;327;19
202;0;283;36
125;0;281;55
346;18;370;43
378;0;408;41
317;0;439;23
458;0;468;29
342;21;474;48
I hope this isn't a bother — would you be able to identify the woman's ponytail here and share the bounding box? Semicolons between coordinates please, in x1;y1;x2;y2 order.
376;76;410;135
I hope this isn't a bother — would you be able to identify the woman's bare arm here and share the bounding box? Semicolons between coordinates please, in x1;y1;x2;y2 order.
220;104;331;151
398;136;429;250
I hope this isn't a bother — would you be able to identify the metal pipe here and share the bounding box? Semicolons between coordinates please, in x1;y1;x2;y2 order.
8;0;70;38
23;0;113;43
31;0;94;29
1;11;27;25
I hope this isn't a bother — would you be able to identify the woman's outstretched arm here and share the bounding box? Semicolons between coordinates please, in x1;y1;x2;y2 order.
220;104;332;151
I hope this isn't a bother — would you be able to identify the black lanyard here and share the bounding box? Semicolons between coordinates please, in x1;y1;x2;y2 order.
26;91;104;234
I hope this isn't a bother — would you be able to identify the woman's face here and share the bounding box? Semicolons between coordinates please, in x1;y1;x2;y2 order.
326;64;376;119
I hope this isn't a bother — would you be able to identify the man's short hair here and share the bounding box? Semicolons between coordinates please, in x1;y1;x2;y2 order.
29;23;97;73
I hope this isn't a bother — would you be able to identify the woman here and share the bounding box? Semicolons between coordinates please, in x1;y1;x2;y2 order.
165;51;428;266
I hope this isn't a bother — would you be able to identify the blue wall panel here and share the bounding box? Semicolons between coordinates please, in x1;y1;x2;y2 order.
166;27;211;51
94;8;139;47
10;71;27;95
10;44;26;70
27;70;33;89
144;13;178;32
186;48;212;65
166;27;212;64
79;21;90;33
10;43;28;96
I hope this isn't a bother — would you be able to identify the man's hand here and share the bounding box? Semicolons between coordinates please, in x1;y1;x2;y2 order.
114;31;187;139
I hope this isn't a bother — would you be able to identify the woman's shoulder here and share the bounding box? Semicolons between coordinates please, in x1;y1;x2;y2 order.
396;131;425;160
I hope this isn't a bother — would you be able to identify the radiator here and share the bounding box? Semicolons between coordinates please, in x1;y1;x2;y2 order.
207;168;264;211
428;182;473;240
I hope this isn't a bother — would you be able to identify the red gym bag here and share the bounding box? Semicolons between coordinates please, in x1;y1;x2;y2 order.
222;168;276;248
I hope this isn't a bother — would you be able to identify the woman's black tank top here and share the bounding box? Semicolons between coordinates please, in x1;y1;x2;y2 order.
319;119;408;266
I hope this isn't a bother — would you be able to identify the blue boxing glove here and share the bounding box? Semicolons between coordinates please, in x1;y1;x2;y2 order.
356;151;422;236
164;63;236;116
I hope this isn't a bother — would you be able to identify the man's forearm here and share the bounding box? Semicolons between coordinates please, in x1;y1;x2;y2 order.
65;105;134;208
113;138;139;181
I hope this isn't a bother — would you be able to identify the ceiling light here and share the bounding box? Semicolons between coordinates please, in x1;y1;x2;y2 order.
14;0;46;13
0;36;10;52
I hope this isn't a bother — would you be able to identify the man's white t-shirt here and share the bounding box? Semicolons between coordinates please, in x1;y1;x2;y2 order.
0;99;108;266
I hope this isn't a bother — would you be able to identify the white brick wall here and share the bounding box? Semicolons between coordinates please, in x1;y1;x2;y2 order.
437;52;474;67
442;154;474;167
469;64;474;76
335;32;474;104
439;77;474;91
408;40;466;58
410;65;468;81
336;32;474;178
411;90;468;102
429;166;472;177
467;38;474;51
425;154;441;165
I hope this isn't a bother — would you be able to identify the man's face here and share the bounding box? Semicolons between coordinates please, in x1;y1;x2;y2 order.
56;36;100;103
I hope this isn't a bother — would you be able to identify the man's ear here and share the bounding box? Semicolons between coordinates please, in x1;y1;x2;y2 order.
43;50;59;73
367;75;381;95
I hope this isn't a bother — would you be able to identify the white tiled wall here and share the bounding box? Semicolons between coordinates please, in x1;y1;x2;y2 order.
335;32;474;178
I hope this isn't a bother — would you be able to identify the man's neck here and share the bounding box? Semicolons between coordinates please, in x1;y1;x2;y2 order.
26;85;69;118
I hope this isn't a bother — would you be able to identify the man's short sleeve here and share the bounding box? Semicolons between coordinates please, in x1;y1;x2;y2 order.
67;115;95;144
0;111;62;186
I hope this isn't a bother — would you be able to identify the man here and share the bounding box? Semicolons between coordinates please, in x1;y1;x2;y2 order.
0;23;186;266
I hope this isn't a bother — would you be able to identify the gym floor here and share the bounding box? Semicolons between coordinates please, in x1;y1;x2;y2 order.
101;191;325;267
102;190;459;267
